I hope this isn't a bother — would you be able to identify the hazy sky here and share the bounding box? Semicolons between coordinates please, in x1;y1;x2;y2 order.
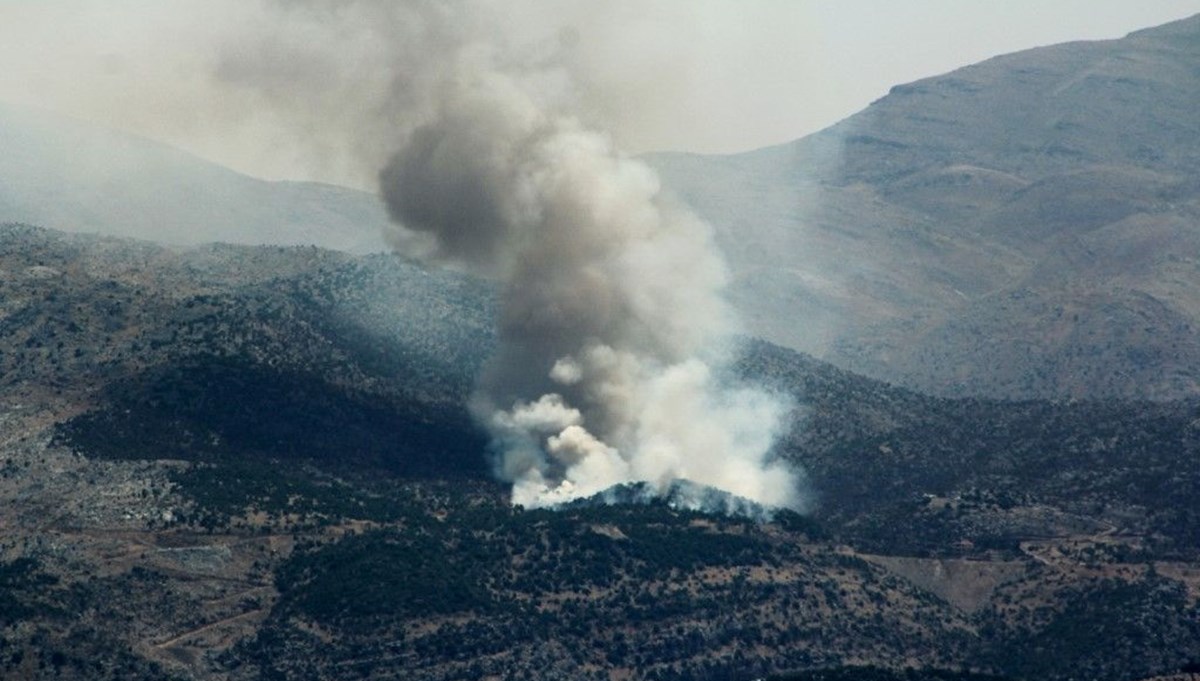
1;1;1198;187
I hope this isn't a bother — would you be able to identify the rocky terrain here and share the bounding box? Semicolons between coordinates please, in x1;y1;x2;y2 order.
1;224;1198;680
650;13;1200;401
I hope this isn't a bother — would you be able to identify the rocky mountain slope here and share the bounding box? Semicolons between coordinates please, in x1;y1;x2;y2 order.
651;13;1200;401
1;224;1198;680
0;102;389;254
5;15;1196;403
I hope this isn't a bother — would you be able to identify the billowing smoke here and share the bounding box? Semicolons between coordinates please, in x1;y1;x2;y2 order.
370;13;800;511
186;0;803;510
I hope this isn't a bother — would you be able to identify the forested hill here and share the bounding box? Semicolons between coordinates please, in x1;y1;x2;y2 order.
1;224;1198;680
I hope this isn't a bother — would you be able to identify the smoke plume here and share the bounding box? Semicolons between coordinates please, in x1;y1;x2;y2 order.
355;5;798;511
208;0;804;510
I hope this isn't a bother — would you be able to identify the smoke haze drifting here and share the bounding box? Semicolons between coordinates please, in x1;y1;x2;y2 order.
205;0;803;509
6;1;1195;189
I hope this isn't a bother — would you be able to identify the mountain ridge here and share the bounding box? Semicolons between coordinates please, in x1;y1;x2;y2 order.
649;12;1200;401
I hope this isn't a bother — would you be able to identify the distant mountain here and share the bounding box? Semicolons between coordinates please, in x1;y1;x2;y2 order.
651;13;1200;400
0;102;390;253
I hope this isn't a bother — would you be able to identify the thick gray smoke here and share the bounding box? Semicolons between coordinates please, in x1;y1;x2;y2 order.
219;0;803;510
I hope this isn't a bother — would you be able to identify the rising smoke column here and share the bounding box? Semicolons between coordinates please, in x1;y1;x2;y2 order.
209;0;801;509
377;46;800;510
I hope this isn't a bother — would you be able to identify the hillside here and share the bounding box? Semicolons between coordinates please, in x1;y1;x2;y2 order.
651;13;1200;400
1;224;1198;680
0;102;390;253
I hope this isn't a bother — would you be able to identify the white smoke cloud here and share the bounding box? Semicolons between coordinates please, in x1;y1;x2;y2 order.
364;6;803;510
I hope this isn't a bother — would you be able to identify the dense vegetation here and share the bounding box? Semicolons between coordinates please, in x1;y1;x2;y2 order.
56;355;489;480
741;339;1200;558
230;496;975;681
0;559;181;681
985;574;1200;680
0;558;60;626
767;668;1012;681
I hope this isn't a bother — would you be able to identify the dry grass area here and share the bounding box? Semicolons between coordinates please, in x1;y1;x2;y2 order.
861;555;1026;613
